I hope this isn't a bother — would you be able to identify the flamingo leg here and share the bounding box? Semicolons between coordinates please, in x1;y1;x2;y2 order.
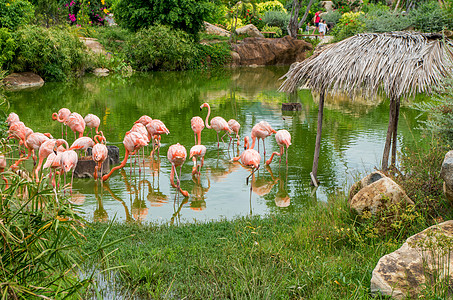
217;133;220;148
194;133;197;145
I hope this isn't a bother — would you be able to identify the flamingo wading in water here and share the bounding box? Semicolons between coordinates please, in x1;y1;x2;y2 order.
191;116;204;145
251;121;276;157
52;108;71;138
92;136;108;180
265;130;292;165
167;143;189;197
66;112;86;140
189;144;207;176
200;102;232;148
84;114;103;138
232;136;261;184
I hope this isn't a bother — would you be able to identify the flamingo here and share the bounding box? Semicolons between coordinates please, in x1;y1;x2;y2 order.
135;115;153;126
131;122;150;170
43;151;64;188
66;112;86;140
11;132;52;168
228;119;241;150
189;144;207;175
52;108;71;138
69;136;95;155
60;150;78;192
35;139;69;182
265;130;292;165
92;140;108;180
251;121;277;157
232;136;261;184
8;121;27;145
102;131;148;181
84;114;103;137
145;119;169;156
167;143;189;197
200;102;232;148
6;112;20;126
191;116;204;145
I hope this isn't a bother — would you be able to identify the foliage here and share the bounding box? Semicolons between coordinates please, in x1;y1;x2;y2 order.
0;28;16;69
227;0;257;42
332;0;361;14
29;0;66;27
0;0;35;31
331;11;365;41
359;4;412;32
193;42;231;69
262;10;290;33
113;0;210;37
62;0;113;26
262;25;283;37
204;3;229;25
256;1;287;14
409;1;453;32
123;25;198;71
12;25;90;81
321;10;342;25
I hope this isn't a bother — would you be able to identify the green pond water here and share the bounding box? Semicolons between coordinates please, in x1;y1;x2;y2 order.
5;66;426;224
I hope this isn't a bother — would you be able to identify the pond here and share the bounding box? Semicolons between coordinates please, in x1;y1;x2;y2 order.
6;66;425;224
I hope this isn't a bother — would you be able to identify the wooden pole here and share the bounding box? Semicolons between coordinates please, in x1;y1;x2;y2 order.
391;97;401;169
311;90;325;185
382;97;396;172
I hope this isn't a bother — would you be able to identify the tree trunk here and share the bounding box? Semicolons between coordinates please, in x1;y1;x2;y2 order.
390;98;400;168
287;0;300;38
382;97;396;172
311;90;325;185
394;0;401;12
298;0;315;31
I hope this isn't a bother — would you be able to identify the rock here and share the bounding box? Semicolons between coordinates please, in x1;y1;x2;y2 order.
236;24;264;38
349;177;414;215
204;21;230;37
93;68;109;76
348;171;386;201
73;156;110;178
231;36;312;66
320;1;334;12
3;72;44;90
86;145;120;165
371;220;453;299
80;37;105;55
282;103;302;111
440;150;453;202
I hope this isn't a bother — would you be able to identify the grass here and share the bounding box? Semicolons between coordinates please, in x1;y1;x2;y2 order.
82;194;405;299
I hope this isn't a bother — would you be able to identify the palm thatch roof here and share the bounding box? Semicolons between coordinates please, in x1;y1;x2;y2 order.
279;32;453;99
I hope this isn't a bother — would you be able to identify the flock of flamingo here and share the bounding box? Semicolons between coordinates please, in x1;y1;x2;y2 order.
2;102;291;198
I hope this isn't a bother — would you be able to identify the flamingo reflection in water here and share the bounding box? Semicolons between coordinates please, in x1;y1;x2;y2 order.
93;183;108;223
251;165;278;197
190;173;210;211
120;169;149;222
103;179;133;223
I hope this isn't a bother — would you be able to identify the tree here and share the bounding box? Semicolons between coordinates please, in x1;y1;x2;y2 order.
228;0;257;43
287;0;314;38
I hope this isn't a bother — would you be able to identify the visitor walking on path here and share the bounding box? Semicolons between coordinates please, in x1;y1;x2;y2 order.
312;11;321;35
318;20;327;37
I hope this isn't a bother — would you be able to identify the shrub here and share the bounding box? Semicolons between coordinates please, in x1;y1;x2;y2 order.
0;28;16;69
262;25;283;37
0;0;34;31
409;1;453;32
331;11;365;41
333;0;361;14
321;10;342;25
194;42;231;69
257;1;286;14
113;0;210;37
29;0;66;26
62;0;113;26
262;10;290;34
360;4;412;32
205;3;229;25
12;25;89;81
123;25;198;71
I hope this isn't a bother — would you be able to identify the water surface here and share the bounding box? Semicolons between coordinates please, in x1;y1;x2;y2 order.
6;67;425;224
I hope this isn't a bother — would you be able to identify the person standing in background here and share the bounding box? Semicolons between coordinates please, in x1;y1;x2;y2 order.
318;20;327;37
312;11;321;35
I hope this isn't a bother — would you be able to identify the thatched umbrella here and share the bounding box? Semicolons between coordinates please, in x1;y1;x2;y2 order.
279;31;453;185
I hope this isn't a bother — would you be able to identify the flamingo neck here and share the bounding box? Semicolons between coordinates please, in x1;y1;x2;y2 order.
102;150;129;181
197;132;201;145
250;136;256;149
52;113;58;121
204;104;212;129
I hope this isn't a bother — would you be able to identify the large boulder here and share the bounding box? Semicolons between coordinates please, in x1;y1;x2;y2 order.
349;176;414;215
236;24;264;38
231;36;312;66
371;220;453;299
204;21;230;37
348;171;386;201
440;150;453;202
320;1;334;12
3;72;44;90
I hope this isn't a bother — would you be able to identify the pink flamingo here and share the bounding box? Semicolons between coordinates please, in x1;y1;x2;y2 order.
189;144;207;175
102;131;148;181
69;136;95;155
228;119;241;150
66;112;86;140
60;150;78;192
265;130;292;165
35;139;69;182
84;114;103;137
43;151;64;188
52;108;71;138
131;122;150;170
92;137;108;180
8;121;27;145
11;132;53;168
6;112;20;126
233;136;261;184
146;119;169;156
251;121;277;157
200;102;232;148
167;143;189;197
191;116;204;145
135;115;153;126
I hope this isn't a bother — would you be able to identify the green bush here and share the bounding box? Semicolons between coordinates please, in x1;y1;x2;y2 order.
321;10;342;25
123;25;198;71
12;25;89;81
262;10;290;34
409;1;453;32
0;0;34;31
113;0;210;37
257;1;286;14
262;25;283;37
360;4;412;32
331;11;365;41
194;42;231;69
0;28;16;69
205;3;229;25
